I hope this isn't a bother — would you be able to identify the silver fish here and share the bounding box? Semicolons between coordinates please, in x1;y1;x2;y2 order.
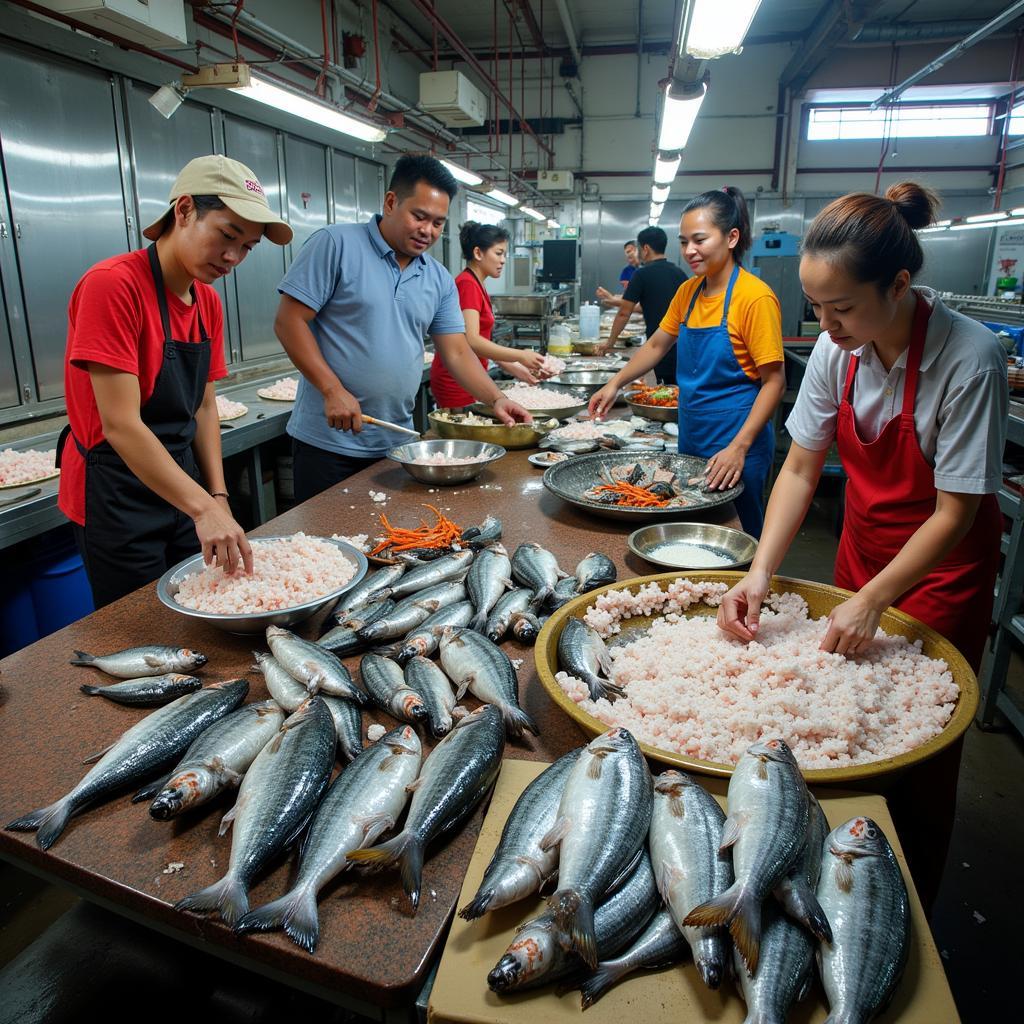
649;770;733;989
334;562;406;617
467;545;512;632
684;738;810;975
557;617;623;701
774;792;832;943
548;575;581;610
252;651;307;712
69;645;207;678
346;703;505;911
323;695;363;762
577;907;689;1009
396;600;475;664
488;847;660;994
817;816;910;1024
6;679;248;849
540;437;600;454
511;610;543;644
356;580;468;643
485;588;534;643
462;514;503;548
511;542;564;611
460;748;581;920
574;552;617;594
234;725;422;951
79;673;201;706
174;697;336;926
404;656;457;738
265;626;368;704
389;549;474;597
140;700;285;819
359;653;428;724
438;627;539;739
541;728;653;968
319;598;395;654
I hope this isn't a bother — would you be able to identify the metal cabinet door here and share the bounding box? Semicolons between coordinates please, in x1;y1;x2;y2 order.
284;136;328;252
0;288;19;411
0;49;130;402
332;151;357;225
223;117;287;361
356;159;383;221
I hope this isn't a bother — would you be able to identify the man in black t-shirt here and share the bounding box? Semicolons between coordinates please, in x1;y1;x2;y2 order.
596;227;687;383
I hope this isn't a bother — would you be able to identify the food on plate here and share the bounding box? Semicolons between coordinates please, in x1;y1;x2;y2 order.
592;479;673;507
546;419;635;441
529;451;569;465
555;579;959;770
432;410;507;425
538;354;566;375
583;461;712;509
409;451;492;465
216;394;248;420
256;376;299;401
70;644;208;678
0;448;58;487
79;673;201;706
647;541;736;568
627;383;678;407
494;384;583;409
173;534;357;614
331;532;371;553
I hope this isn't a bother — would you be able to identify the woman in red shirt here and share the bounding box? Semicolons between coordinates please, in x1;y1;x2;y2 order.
430;222;548;408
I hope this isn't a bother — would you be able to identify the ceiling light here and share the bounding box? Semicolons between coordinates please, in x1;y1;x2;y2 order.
918;226;947;234
232;75;386;142
148;83;187;119
520;206;545;221
680;0;764;60
440;159;483;186
651;184;671;204
483;187;519;207
547;219;560;228
965;211;1008;223
650;201;665;220
648;216;660;226
657;81;707;152
933;219;952;227
1012;208;1024;217
653;153;681;185
949;222;1000;231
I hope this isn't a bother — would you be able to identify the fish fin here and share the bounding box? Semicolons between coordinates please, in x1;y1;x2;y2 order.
206;758;244;788
579;960;627;1010
175;874;249;927
69;650;96;666
775;882;833;944
405;776;424;793
143;654;163;668
218;804;238;837
796;964;815;1003
685;884;761;976
756;757;769;781
586;750;608;780
539;815;571;851
719;813;743;851
5;796;74;851
301;664;323;694
346;831;424;911
469;611;487;633
355;812;396;847
657;862;686;903
835;856;854;894
82;742;116;765
458;886;495;921
454;678;471;701
500;703;540;739
553;890;597;969
131;773;173;804
236;886;321;953
79;684;102;696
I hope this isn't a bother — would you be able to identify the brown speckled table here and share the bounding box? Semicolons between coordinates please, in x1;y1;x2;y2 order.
0;441;738;1018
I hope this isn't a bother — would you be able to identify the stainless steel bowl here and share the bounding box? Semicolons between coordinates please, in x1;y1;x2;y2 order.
547;370;615;397
470;381;591;420
428;410;558;450
627;522;758;570
156;536;368;635
387;438;506;485
571;340;604;356
624;390;677;423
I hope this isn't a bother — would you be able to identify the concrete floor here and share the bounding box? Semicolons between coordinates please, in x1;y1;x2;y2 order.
1;489;1020;1023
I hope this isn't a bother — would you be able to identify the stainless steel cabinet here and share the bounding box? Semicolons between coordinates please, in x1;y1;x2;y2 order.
284;136;329;252
356;159;383;222
331;151;358;225
0;290;19;411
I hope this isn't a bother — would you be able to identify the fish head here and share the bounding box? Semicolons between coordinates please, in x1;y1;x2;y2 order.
382;724;422;758
266;625;289;640
402;694;429;720
487;920;557;991
829;816;888;859
748;737;799;767
180;648;208;668
149;773;203;820
586;727;632;757
654;769;695;794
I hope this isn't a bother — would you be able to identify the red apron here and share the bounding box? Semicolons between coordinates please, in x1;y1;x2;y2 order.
834;294;1000;673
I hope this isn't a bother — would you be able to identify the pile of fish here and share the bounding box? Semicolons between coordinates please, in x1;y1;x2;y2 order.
540;418;669;457
468;733;911;1021
583;459;714;508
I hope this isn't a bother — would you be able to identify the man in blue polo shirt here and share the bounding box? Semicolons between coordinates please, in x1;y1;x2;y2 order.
274;155;530;501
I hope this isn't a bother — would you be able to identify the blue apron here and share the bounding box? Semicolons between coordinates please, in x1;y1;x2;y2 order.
676;264;773;536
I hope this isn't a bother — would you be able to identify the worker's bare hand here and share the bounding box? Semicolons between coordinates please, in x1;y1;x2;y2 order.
500;361;539;384
194;500;253;576
595;286;614;302
705;443;746;491
819;594;882;657
517;349;546;374
493;397;533;425
323;384;362;432
717;569;771;641
588;382;619;421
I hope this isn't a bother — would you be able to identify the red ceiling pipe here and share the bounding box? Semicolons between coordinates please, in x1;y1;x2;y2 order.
368;0;383;111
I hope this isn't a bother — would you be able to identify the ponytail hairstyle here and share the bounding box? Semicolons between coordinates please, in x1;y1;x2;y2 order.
460;220;511;261
802;182;940;292
683;186;752;264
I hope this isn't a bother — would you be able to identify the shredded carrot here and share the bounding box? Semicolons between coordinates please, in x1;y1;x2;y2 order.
593;481;672;508
369;504;466;555
629;383;678;407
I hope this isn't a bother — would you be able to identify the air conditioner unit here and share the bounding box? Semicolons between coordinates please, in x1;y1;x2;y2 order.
35;0;188;49
419;70;487;128
537;169;576;194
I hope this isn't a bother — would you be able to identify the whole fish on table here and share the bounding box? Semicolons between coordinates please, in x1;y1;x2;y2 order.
540;727;653;968
511;610;544;644
511;542;565;612
137;699;285;819
234;724;422;951
649;769;733;989
79;673;201;706
70;645;207;678
355;580;467;643
467;543;512;632
557;617;624;701
388;549;474;597
548;575;581;610
817;816;911;1024
6;678;249;849
438;627;539;739
359;653;427;725
347;703;505;911
774;792;832;942
318;598;395;655
484;588;534;643
395;599;474;664
333;562;406;618
174;696;336;926
574;552;617;594
403;656;457;738
460;748;581;920
461;514;502;549
684;738;810;975
265;626;368;704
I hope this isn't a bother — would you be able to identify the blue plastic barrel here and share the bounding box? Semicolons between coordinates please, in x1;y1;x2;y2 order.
30;549;95;638
0;582;39;658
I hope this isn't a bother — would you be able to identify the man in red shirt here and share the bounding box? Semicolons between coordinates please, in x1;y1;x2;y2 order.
58;155;292;607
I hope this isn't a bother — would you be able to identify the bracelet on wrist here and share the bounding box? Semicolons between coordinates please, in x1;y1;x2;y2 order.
211;491;229;499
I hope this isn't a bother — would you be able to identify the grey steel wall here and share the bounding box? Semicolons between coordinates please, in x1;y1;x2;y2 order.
0;39;384;424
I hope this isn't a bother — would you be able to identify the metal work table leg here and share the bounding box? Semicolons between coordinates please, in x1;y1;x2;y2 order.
247;446;267;526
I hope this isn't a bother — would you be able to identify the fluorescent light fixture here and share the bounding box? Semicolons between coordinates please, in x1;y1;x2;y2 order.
650;202;665;220
1012;208;1024;217
653;153;681;185
918;226;947;233
657;81;707;152
681;0;764;60
520;205;545;221
547;219;560;228
483;187;519;207
232;75;386;142
965;211;1008;223
949;222;1000;231
439;159;483;186
933;219;952;227
651;184;671;204
149;83;187;119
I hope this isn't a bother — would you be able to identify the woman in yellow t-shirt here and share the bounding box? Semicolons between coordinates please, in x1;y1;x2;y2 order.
590;187;785;535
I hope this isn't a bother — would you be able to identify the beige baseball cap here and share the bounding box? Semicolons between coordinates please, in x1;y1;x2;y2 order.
142;154;293;244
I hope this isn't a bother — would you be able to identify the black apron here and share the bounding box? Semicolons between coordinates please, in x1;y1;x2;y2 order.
58;244;212;607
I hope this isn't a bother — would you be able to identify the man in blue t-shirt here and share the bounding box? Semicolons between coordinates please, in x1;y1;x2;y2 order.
274;155;530;501
619;241;639;288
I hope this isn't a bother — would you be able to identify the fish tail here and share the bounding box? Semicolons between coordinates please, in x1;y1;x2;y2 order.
235;886;321;953
79;684;102;695
553;890;598;969
69;650;95;666
469;610;487;633
780;886;833;945
501;703;541;739
346;831;424;911
5;796;74;850
578;960;627;1010
458;886;495;920
585;674;624;701
685;883;763;973
175;873;249;927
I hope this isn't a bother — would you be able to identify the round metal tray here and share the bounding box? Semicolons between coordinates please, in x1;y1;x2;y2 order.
470;381;591;421
627;521;758;570
428;410;557;450
542;451;743;521
624;390;677;423
535;571;979;784
386;438;506;485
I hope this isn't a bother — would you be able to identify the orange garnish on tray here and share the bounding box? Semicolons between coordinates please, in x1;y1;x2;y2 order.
369;504;465;554
629;383;678;407
593;481;672;508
